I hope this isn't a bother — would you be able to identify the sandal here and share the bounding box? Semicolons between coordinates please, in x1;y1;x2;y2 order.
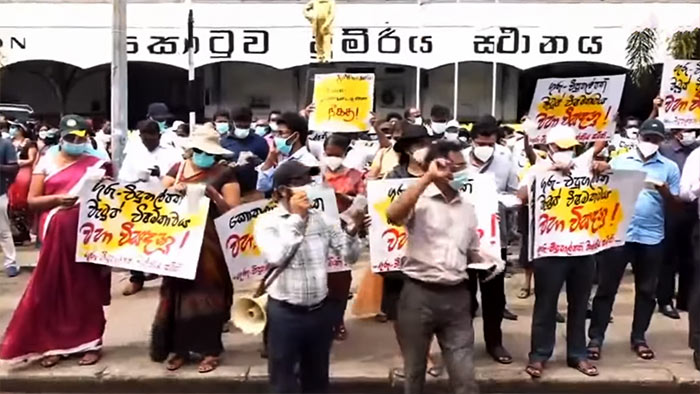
40;355;61;368
427;365;444;377
632;344;655;360
517;288;531;299
487;346;513;365
391;367;405;379
587;346;601;361
166;355;187;371
334;324;348;341
567;359;599;377
78;350;101;366
375;313;388;323
198;356;220;374
525;362;544;379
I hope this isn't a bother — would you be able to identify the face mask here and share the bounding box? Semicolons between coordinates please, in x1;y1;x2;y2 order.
551;150;575;166
431;122;447;135
157;120;168;133
473;146;495;163
269;121;278;132
39;131;48;140
680;132;696;146
9;127;18;137
411;147;429;164
445;132;459;142
449;169;470;192
275;134;296;156
61;141;86;156
192;151;216;168
413;117;423;125
637;141;659;158
322;156;344;171
255;126;268;136
234;128;250;139
626;127;639;139
215;122;230;135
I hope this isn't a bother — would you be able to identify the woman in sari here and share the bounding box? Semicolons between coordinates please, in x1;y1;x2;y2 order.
150;124;239;374
0;115;111;367
8;122;38;245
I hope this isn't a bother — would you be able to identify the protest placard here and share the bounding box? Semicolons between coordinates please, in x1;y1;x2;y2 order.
310;73;375;133
75;179;210;280
527;74;626;143
659;60;700;129
367;174;500;273
529;169;645;260
214;186;345;284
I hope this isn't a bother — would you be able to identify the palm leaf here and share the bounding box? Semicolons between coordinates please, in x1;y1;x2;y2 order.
668;28;700;60
626;28;657;86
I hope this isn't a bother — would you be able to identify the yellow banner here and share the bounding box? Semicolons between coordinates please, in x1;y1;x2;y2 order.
310;73;375;133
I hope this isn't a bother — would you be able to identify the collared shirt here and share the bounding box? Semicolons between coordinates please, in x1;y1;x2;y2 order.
254;206;360;306
679;146;700;210
611;150;680;245
463;145;519;194
659;138;698;175
256;146;319;192
118;140;182;187
394;184;480;285
221;132;270;162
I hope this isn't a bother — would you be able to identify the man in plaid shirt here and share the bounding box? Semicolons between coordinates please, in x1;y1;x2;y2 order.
255;160;362;393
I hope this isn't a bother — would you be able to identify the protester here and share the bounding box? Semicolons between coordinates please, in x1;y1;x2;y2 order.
463;120;518;364
119;119;183;296
218;107;270;162
254;160;362;393
0;129;18;277
257;112;318;193
213;109;232;136
0;120;9;139
147;102;178;149
37;127;60;158
588;119;680;362
8;122;37;245
0;115;111;366
427;105;450;136
386;140;481;394
656;128;698;318
367;119;402;179
519;125;604;378
321;134;366;341
404;107;422;125
150;124;239;373
94;121;111;156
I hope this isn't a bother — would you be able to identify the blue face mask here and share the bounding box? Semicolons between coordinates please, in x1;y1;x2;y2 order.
9;127;18;137
215;122;230;135
274;134;296;156
192;151;216;168
61;141;86;156
449;169;470;192
157;120;167;133
255;126;268;136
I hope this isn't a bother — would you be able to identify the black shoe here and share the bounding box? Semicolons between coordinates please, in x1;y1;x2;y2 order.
503;308;518;321
556;312;565;323
659;304;680;320
694;351;700;372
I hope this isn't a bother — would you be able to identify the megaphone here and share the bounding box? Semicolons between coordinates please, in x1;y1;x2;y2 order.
232;295;268;335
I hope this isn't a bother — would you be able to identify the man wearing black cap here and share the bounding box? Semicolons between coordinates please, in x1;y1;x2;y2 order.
588;118;681;361
146;102;177;149
254;161;363;393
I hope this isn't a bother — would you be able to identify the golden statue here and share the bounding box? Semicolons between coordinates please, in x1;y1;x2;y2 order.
304;0;335;63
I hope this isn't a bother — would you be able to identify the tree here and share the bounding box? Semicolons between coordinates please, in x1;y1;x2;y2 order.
627;28;700;86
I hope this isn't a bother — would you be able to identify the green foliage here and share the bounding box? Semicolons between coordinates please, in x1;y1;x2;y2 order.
626;28;657;86
668;28;700;60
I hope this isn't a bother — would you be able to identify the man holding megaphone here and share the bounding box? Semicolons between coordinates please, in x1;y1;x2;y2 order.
254;160;364;394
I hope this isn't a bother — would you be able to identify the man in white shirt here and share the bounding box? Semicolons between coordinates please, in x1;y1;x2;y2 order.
120;119;182;295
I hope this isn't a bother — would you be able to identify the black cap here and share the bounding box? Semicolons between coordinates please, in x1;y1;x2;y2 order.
639;119;665;138
59;114;89;137
273;161;320;189
393;124;433;153
147;102;173;121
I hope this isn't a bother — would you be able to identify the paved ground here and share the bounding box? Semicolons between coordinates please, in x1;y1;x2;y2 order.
0;246;699;393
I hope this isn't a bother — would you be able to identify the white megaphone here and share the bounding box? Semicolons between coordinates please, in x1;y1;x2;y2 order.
232;295;268;335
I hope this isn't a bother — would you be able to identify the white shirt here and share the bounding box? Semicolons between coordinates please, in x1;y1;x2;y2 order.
679;146;700;211
119;140;181;187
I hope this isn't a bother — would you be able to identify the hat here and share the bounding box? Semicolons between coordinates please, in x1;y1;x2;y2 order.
446;120;460;132
185;124;232;156
639;119;665;138
546;125;580;149
59;115;89;137
393;124;433;153
273;161;320;189
147;102;173;121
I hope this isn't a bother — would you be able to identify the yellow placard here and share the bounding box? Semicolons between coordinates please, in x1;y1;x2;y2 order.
660;60;700;129
310;73;375;133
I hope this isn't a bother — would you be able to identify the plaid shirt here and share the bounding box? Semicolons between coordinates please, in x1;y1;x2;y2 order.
255;206;360;306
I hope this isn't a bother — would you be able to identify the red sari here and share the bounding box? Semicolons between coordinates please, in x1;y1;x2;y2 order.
0;155;111;363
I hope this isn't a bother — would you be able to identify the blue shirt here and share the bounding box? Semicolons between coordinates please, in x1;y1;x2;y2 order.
220;132;269;162
611;150;680;245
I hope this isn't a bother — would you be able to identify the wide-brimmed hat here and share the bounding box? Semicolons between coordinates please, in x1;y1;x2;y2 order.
393;124;433;153
185;124;232;156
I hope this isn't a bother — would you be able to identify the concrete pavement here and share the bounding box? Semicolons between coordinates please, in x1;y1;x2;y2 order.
0;247;699;393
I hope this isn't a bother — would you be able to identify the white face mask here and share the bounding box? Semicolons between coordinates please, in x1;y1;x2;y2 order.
411;147;429;164
472;145;495;163
551;150;575;166
680;132;696;146
233;128;250;139
445;132;459;142
626;127;639;139
413;117;423;126
322;156;344;171
637;141;659;158
431;122;447;135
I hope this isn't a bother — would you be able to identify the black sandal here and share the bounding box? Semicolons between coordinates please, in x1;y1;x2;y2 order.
488;346;513;365
632;343;655;360
567;359;599;377
587;346;601;361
